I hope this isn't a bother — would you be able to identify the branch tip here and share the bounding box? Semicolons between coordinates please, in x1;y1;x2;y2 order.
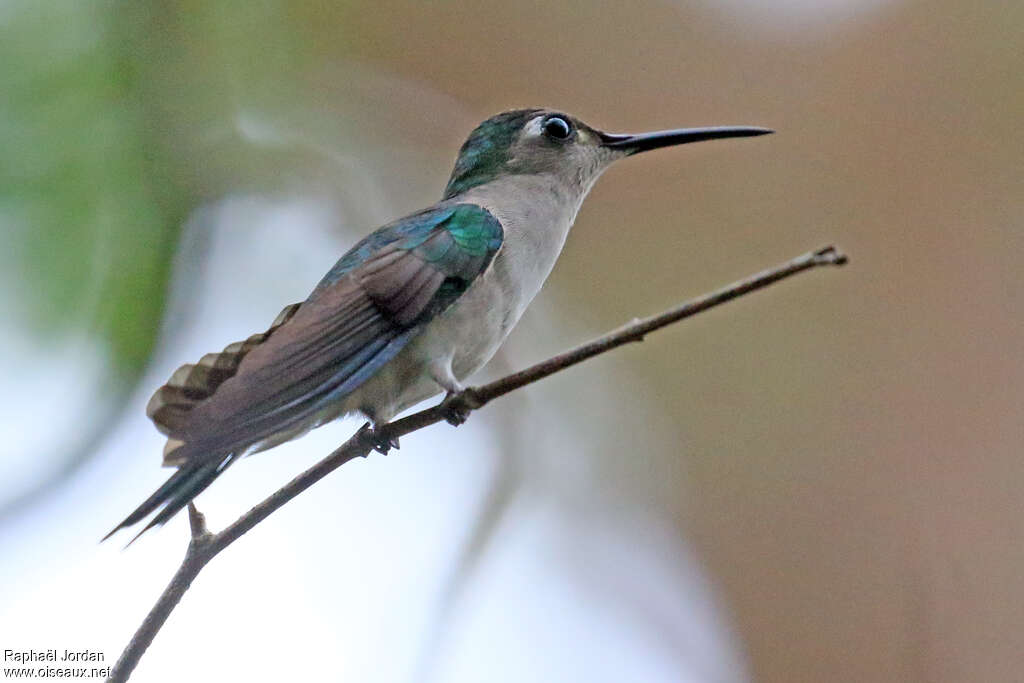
812;245;849;266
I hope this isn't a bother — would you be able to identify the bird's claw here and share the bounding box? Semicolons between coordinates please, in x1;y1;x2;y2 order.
359;422;400;455
376;435;400;454
441;390;481;427
445;403;470;427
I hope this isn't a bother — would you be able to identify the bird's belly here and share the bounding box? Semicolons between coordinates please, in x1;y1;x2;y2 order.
425;270;516;379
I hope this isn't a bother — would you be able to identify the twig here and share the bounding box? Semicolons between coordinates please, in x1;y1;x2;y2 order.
106;244;847;682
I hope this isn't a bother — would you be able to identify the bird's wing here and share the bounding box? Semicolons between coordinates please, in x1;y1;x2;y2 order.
146;302;303;439
107;203;502;539
169;202;504;459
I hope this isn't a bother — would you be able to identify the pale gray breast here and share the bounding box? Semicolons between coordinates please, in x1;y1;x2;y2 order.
424;174;584;379
460;174;582;320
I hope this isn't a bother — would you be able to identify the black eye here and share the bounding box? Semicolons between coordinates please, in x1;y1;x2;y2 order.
542;115;573;140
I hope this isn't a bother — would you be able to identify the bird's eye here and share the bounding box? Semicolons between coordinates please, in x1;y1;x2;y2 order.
541;115;573;140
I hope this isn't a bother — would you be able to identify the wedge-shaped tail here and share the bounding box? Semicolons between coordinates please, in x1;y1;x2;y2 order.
147;303;302;466
103;453;237;545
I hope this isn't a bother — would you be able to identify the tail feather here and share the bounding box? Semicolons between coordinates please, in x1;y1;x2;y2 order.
102;453;238;545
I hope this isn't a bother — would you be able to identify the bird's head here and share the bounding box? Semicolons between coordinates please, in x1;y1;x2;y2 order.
443;108;772;200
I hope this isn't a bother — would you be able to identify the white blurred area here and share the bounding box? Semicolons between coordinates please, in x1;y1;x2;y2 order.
0;190;745;680
0;327;111;502
704;0;896;33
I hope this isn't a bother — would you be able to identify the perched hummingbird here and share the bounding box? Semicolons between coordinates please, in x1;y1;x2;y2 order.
105;109;770;542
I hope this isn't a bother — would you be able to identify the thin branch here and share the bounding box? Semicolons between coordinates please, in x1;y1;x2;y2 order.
107;244;847;682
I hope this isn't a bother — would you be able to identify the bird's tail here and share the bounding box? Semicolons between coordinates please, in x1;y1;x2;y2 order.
102;452;238;546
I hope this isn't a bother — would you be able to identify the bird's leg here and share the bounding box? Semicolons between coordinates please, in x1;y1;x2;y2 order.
429;359;475;427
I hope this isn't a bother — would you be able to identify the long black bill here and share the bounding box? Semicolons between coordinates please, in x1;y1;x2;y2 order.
600;126;773;155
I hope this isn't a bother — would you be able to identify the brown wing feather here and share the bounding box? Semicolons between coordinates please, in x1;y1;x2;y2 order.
160;247;455;468
146;302;301;438
357;245;447;324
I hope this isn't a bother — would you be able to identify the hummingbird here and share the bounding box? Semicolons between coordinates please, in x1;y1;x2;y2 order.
104;108;771;542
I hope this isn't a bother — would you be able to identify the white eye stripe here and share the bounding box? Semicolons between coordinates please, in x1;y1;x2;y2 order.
524;116;546;137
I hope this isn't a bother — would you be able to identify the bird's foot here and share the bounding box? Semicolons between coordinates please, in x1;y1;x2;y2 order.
444;401;470;427
440;389;483;427
359;422;400;455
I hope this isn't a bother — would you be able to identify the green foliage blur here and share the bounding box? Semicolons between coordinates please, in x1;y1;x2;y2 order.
2;3;175;376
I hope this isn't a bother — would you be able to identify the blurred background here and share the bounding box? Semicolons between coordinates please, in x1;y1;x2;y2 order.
1;1;1021;681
